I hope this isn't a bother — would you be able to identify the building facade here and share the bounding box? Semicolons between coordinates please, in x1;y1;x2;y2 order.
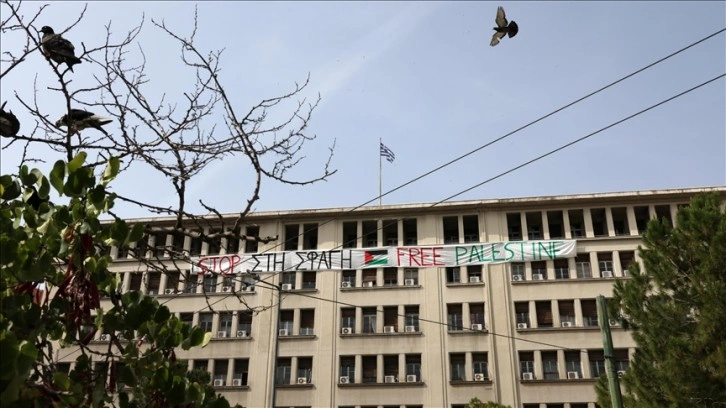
62;186;725;408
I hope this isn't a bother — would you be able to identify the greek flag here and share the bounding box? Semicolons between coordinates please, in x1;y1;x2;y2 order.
380;142;395;163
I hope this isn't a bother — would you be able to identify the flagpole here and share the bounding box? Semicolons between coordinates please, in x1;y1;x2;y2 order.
378;138;383;206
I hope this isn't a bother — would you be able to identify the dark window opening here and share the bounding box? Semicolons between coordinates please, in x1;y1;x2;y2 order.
303;223;318;250
284;224;299;251
343;221;358;248
382;219;398;246
462;215;479;243
443;216;459;244
362;220;378;247
403;218;418;246
547;210;565;239
506;213;522;240
526;212;543;240
611;207;630;236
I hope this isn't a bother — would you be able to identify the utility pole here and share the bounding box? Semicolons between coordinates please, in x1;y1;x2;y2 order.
597;295;623;408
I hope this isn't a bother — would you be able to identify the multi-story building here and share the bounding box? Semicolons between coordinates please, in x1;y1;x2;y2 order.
61;186;725;408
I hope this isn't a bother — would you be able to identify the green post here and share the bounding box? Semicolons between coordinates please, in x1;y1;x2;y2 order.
597;295;623;408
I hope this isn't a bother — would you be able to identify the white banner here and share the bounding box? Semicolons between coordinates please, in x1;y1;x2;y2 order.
190;240;577;275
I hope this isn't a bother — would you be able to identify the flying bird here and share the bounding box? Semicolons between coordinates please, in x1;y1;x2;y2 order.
40;26;82;72
55;109;113;136
490;6;519;47
0;101;20;137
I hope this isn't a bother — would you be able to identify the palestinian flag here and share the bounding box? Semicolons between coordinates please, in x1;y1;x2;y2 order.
364;249;389;267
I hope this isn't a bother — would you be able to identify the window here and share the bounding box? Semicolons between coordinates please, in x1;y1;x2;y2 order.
56;362;71;374
443;216;459;244
222;276;234;291
219;312;233;336
511;263;525;280
129;273;143;291
284;224;299;251
614;349;630;372
297;357;313;383
244;226;259;253
208;229;222;255
575;254;591;278
565;350;582;378
536;301;553;328
462;215;479;242
506;213;522;240
171;231;185;254
116;244;129;259
233;359;249;386
238;310;253;335
276;358;291;384
531;261;547;280
226;228;240;254
473;353;488;379
446;267;461;284
193;359;208;373
526;212;543;239
281;272;295;289
581;299;598;327
589;350;606;377
340;356;355;383
559;300;575;326
342;270;356;287
542;351;559;379
611;207;630;235
362;307;377;333
450;353;465;381
467;265;482;282
403;218;417;245
404;268;418;285
406;354;421;381
214;359;228;385
203;275;217;293
619;251;635;275
362;269;376;287
383;355;399;379
183;270;197;293
190;234;203;255
199;313;213;332
180;312;193;327
383;306;398;332
362;220;378;247
341;308;355;333
634;206;649;234
519;351;534;379
554;259;569;279
362;356;377;383
302;223;318;250
383;268;397;286
147;272;161;294
300;309;315;335
405;306;420;331
166;271;180;293
382;219;398;246
598;252;613;277
279;310;293;334
591;208;607;237
133;235;149;258
302;271;316;289
547;210;564;238
515;302;529;327
342;221;358;248
470;303;485;326
568;209;585;238
655;204;672;226
152;231;168;257
447;304;463;331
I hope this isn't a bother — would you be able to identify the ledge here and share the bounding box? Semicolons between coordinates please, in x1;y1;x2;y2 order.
341;284;421;291
450;380;493;386
276;383;315;389
338;381;425;388
278;335;317;341
520;378;597;384
340;331;423;337
215;385;250;390
447;329;489;335
446;282;486;287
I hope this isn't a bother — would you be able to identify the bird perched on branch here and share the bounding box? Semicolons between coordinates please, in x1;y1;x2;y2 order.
0;101;20;137
55;109;113;136
40;26;82;72
490;6;519;47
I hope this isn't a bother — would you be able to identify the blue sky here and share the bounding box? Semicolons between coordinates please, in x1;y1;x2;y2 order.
1;1;724;218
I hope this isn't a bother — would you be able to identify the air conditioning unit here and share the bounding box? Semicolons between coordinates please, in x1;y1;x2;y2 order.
404;279;415;286
469;276;481;283
473;373;486;381
609;319;620;327
232;379;242;386
517;323;528;329
522;372;534;380
147;290;156;295
471;323;483;330
567;371;580;379
213;379;224;387
623;269;630;277
341;281;352;288
164;288;176;294
512;275;523;281
242;285;255;292
281;283;293;291
366;281;375;287
384;326;396;333
221;286;232;292
279;329;289;336
297;377;308;384
99;333;109;341
532;273;544;280
406;375;417;383
602;271;613;278
339;376;350;384
341;327;352;334
617;370;626;378
404;325;416;333
217;331;228;338
384;375;396;383
561;321;573;328
236;330;248;338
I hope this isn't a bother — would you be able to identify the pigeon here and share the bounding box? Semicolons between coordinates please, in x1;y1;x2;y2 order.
490;6;519;47
40;26;82;72
55;109;113;136
0;101;20;137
